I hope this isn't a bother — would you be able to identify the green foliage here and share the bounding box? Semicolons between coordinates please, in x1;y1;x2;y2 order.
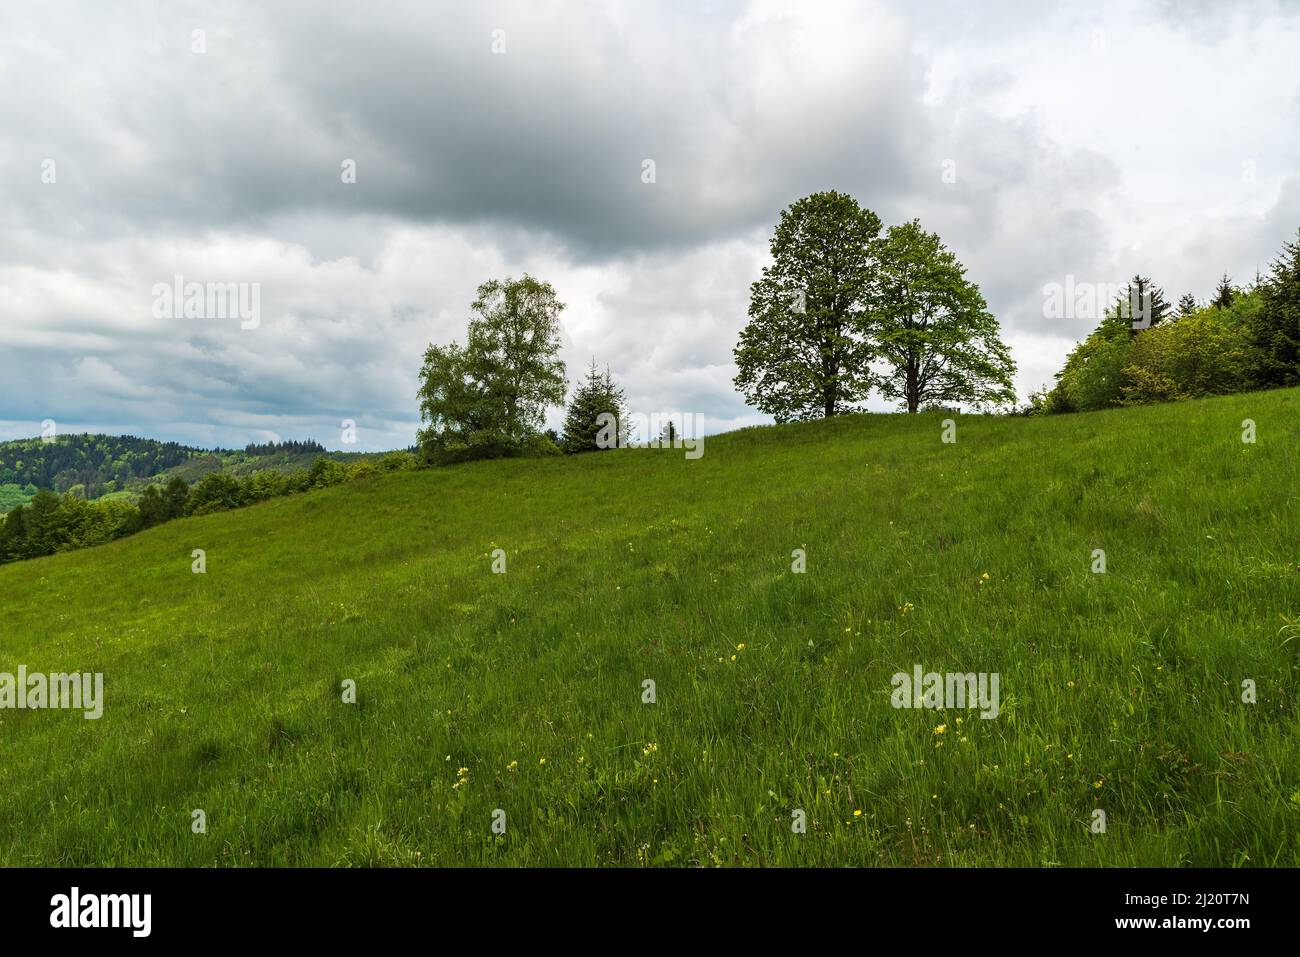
308;457;349;489
137;485;166;528
0;482;37;512
871;220;1017;412
418;275;567;463
734;194;1017;418
242;470;295;502
1114;275;1172;330
0;434;196;498
1041;228;1300;415
243;439;326;456
347;460;379;482
1213;272;1235;309
188;473;250;516
378;451;419;472
0;433;380;511
0;452;409;569
521;431;563;457
3;388;1299;865
1051;327;1133;412
734;191;881;421
0;505;28;561
561;362;630;453
0;490;142;562
1119;308;1257;404
1245;228;1300;388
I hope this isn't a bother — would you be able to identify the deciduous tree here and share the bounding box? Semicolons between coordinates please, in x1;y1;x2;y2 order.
733;191;882;421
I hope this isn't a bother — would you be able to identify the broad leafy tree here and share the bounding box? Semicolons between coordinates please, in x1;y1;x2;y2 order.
418;275;567;462
733;191;882;421
870;220;1016;413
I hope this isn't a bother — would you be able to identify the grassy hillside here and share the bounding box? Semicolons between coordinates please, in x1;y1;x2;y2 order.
1;389;1298;866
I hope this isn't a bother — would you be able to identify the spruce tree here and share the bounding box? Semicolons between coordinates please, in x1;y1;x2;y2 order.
561;362;629;453
1212;273;1235;309
1246;230;1300;387
1113;275;1171;331
1177;293;1197;317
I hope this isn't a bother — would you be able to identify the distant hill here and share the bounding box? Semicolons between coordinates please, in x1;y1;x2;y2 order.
0;434;395;511
0;434;199;504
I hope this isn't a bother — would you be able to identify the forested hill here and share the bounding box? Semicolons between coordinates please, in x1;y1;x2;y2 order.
0;434;200;500
0;434;362;511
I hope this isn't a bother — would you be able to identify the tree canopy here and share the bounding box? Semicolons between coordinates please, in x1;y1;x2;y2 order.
562;361;630;453
871;220;1016;413
734;195;1016;417
418;275;567;463
733;191;882;421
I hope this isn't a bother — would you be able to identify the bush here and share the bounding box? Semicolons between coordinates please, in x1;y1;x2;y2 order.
522;432;563;457
243;470;291;501
378;451;418;472
307;458;348;488
1120;308;1256;404
188;473;249;516
1056;333;1132;412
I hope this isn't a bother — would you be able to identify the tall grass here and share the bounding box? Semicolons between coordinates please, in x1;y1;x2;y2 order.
1;388;1297;865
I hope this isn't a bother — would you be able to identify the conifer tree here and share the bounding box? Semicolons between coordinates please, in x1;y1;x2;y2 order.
1113;275;1171;331
1212;273;1235;309
1246;230;1300;386
561;362;630;453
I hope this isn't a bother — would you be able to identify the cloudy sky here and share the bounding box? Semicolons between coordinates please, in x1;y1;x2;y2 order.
2;0;1299;450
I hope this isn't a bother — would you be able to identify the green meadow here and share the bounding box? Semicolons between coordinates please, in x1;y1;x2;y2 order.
1;388;1298;867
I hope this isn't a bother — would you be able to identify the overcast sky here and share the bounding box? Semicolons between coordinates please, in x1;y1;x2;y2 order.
2;0;1299;450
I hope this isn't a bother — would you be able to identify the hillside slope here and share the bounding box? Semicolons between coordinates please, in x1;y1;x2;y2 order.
1;391;1298;866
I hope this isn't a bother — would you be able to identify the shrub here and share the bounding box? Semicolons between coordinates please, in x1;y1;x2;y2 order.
1120;308;1256;404
188;473;249;516
307;458;348;489
378;451;418;472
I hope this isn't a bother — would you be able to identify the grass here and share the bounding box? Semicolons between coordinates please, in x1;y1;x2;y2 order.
1;388;1298;866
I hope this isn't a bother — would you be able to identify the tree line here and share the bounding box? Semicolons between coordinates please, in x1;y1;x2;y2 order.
0;452;418;566
1035;229;1300;412
0;435;197;499
6;198;1296;567
415;190;1018;464
243;439;327;457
